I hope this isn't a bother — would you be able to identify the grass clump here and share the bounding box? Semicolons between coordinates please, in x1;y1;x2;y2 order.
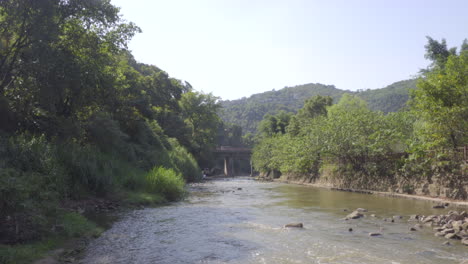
145;167;185;201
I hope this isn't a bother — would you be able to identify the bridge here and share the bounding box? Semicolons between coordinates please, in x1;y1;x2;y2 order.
213;146;252;176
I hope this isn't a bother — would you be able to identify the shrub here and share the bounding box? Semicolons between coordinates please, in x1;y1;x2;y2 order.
145;167;185;201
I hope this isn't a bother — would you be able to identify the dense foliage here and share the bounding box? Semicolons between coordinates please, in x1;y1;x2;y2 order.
0;0;221;252
220;80;417;134
252;38;467;197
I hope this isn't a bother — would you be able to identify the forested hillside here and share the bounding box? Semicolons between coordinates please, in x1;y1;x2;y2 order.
220;79;417;134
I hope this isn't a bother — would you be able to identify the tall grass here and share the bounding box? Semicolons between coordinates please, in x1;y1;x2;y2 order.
145;167;185;201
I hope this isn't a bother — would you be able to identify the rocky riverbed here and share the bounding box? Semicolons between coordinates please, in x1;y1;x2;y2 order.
344;207;468;246
413;211;468;246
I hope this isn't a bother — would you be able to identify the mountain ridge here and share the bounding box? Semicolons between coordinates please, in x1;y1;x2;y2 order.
219;79;417;134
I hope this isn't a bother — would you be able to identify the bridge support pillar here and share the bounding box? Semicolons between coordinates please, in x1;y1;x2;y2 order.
224;156;234;176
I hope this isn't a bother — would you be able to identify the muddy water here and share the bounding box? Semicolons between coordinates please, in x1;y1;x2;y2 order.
81;178;468;264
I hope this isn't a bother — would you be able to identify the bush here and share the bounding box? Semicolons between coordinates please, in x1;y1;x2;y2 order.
145;167;185;201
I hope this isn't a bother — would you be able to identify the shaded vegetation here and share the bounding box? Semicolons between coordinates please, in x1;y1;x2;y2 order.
0;0;221;261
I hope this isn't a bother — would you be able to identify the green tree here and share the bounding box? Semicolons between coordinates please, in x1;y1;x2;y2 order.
257;110;292;137
423;37;456;69
411;39;468;149
0;0;140;136
298;95;333;119
179;91;222;166
288;95;332;135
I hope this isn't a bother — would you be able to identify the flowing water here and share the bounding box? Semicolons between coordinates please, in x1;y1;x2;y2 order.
81;177;468;264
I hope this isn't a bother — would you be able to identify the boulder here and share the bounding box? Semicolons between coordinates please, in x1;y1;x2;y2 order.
433;204;445;209
422;215;436;224
462;238;468;246
409;215;420;221
284;223;303;228
447;213;464;221
435;232;445;237
444;233;461;240
459;230;468;238
442;223;452;229
452;221;463;232
462;222;468;231
345;210;364;220
441;228;455;235
409;227;417;231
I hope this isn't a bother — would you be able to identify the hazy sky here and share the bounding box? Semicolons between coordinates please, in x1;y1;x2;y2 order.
111;0;468;100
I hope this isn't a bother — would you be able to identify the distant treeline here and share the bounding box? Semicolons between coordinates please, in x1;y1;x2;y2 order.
252;37;468;198
220;79;417;135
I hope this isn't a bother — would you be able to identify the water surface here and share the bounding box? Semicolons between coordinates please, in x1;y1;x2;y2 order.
81;177;468;264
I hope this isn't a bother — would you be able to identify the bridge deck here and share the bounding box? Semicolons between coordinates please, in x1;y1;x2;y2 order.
213;146;252;153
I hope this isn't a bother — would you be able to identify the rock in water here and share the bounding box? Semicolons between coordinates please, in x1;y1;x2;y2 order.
409;215;420;221
345;210;364;220
444;233;460;240
422;215;436;223
369;232;382;236
284;223;303;228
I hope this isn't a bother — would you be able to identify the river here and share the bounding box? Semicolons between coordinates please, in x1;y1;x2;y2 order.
81;177;468;264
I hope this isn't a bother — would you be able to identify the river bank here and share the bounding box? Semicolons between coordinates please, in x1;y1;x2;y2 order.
0;190;168;264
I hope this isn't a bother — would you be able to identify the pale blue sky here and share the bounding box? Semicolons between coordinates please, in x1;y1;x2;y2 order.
111;0;468;100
